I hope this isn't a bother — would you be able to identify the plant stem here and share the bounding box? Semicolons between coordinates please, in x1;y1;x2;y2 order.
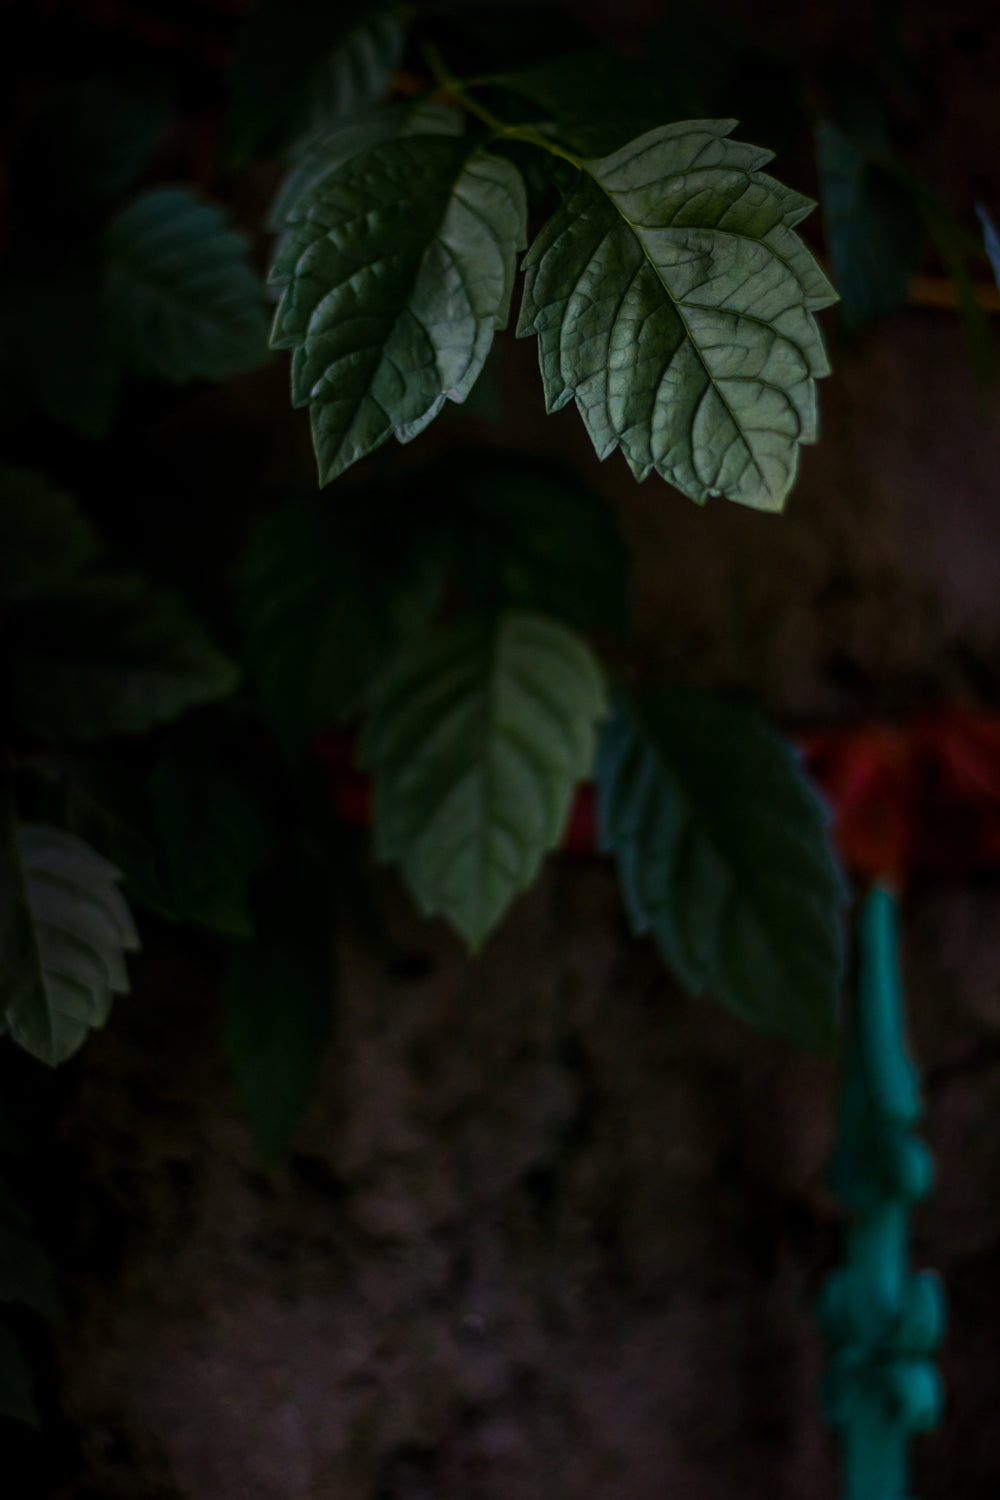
420;41;583;170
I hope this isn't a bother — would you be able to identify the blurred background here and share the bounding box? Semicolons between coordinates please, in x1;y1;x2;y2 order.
2;0;1000;1495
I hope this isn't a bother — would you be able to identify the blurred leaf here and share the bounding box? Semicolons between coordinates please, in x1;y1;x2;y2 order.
432;452;630;633
517;121;836;512
148;742;272;937
19;753;166;915
309;11;405;132
10;74;172;221
6;268;121;440
497;52;665;156
271;134;526;484
226;0;374;164
225;853;334;1160
241;493;443;754
816;120;925;330
597;689;845;1051
922;193;995;388
0;1222;58;1321
360;610;607;947
977;203;1000;289
0;469;98;604
0;1324;38;1429
9;575;239;742
498;10;741;155
0;782;140;1065
105;188;271;385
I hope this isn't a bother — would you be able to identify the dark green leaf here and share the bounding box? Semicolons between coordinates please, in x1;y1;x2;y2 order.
9;575;239;742
815;120;925;330
0;1324;38;1428
11;75;172;217
241;493;442;753
0;469;98;604
148;744;271;937
517;120;836;512
0;784;140;1065
308;11;405;132
497;52;669;156
225;856;334;1160
19;753;167;917
226;0;374;164
0;1223;58;1321
441;453;631;635
105;188;271;384
271;134;527;484
8;269;121;440
360;610;607;947
597;689;844;1051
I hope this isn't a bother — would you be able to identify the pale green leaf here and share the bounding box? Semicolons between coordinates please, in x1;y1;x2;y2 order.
105;188;271;384
9;575;240;742
0;793;140;1066
360;610;607;947
225;854;334;1160
271;135;527;484
269;100;462;243
597;689;844;1050
0;468;98;604
517;119;836;511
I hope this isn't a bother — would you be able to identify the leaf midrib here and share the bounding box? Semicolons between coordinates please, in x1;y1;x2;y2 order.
581;167;769;495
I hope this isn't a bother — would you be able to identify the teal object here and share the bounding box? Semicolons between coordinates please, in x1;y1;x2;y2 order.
819;885;945;1500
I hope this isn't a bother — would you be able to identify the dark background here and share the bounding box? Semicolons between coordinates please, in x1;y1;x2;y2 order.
4;1;1000;1495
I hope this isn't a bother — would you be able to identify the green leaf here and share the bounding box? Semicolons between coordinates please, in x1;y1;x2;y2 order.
0;786;140;1065
0;469;98;604
815;120;925;330
439;452;631;635
597;690;844;1050
0;1323;38;1428
517;120;836;512
225;855;334;1160
104;188;271;384
360;610;607;947
9;575;239;742
241;493;442;752
269;100;462;242
308;11;405;132
147;743;272;938
271;134;527;484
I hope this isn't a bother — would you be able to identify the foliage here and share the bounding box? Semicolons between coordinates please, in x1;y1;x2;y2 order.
2;0;994;1437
